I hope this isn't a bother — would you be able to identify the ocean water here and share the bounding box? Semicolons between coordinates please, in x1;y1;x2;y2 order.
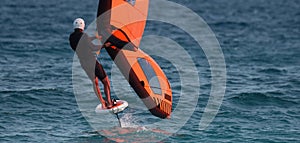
1;0;300;142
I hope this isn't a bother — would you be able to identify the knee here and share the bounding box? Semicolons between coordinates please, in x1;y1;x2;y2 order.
101;76;110;85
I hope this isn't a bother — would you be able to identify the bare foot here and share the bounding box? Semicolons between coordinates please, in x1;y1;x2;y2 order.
107;103;113;109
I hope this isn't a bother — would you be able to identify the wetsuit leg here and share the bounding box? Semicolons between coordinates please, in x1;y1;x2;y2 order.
95;61;107;81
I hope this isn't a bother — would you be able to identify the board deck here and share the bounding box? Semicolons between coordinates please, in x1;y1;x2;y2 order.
95;100;128;114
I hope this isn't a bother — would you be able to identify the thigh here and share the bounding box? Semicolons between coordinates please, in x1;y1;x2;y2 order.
95;61;107;81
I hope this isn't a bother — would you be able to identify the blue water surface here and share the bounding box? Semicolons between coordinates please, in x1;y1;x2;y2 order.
0;0;299;142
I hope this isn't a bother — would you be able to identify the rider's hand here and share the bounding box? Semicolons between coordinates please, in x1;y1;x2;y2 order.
104;42;111;47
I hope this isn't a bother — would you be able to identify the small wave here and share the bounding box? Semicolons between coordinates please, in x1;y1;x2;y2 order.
0;87;75;109
229;92;298;107
212;21;249;27
0;87;57;93
0;125;5;130
211;21;250;30
258;67;287;74
288;78;300;87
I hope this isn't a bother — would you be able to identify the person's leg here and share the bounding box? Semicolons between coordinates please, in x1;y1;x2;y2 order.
83;66;107;108
101;76;113;107
93;77;107;108
95;61;113;107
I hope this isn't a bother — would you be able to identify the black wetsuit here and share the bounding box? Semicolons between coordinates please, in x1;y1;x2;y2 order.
69;28;107;81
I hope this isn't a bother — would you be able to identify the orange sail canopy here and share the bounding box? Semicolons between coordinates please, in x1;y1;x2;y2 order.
101;0;172;118
110;0;149;47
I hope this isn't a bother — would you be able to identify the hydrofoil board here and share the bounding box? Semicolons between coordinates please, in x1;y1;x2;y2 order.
95;100;128;114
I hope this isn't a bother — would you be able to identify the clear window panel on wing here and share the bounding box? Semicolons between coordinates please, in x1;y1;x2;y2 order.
137;58;162;95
